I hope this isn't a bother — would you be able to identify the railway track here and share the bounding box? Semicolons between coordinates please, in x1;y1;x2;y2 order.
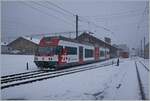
134;61;146;100
1;61;115;90
138;60;149;72
1;70;41;79
1;70;48;84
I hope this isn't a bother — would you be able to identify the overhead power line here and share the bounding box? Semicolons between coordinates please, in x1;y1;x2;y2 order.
21;1;74;27
137;3;148;31
95;11;143;20
84;8;143;18
24;30;85;37
21;1;118;42
46;1;75;16
31;1;75;22
40;1;114;36
78;15;123;44
45;1;88;35
79;16;114;33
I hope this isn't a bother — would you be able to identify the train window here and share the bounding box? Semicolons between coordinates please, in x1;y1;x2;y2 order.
85;49;93;58
55;46;63;55
38;46;63;55
38;47;54;54
106;51;108;54
100;51;105;56
65;46;77;55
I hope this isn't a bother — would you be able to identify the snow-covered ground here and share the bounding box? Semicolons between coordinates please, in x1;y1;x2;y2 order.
1;54;37;76
1;55;149;100
137;57;149;69
136;61;149;99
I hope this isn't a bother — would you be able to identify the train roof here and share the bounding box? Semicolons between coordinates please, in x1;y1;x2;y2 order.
42;36;94;46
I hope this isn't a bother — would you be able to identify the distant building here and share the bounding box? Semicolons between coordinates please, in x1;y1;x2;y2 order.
130;48;136;57
104;37;111;44
116;44;129;58
1;42;11;54
7;37;40;55
76;32;118;58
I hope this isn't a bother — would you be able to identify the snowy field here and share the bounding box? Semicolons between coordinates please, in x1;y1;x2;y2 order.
1;55;149;100
1;54;37;76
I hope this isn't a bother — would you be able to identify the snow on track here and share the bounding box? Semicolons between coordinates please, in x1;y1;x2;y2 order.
136;61;149;99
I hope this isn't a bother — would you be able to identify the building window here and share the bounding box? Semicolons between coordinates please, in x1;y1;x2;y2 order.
85;49;93;58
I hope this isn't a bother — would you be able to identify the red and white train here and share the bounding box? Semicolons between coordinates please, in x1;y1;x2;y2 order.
34;36;110;70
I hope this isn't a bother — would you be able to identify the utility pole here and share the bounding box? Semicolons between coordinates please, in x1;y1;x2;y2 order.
144;37;145;59
141;40;142;57
76;15;78;38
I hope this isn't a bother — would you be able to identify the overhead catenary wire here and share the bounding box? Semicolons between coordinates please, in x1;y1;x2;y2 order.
31;1;75;22
95;11;143;22
34;1;115;37
46;1;75;16
137;3;148;30
79;16;114;34
21;1;75;27
44;1;88;35
44;1;115;37
78;8;146;36
24;30;85;37
83;8;143;19
136;3;149;49
8;1;120;44
77;7;147;45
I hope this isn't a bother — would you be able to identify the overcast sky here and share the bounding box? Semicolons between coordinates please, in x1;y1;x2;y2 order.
1;0;149;49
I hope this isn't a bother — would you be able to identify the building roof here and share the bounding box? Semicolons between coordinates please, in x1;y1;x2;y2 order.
76;32;118;49
7;36;41;47
22;36;41;44
116;44;129;52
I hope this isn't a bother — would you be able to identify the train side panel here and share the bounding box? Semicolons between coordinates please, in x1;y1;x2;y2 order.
58;40;79;64
34;37;111;70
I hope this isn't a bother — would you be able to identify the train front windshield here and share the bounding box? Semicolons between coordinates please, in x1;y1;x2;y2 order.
37;46;63;55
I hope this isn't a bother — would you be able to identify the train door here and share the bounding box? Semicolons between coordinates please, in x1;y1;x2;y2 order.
95;47;99;60
58;48;67;65
79;46;83;63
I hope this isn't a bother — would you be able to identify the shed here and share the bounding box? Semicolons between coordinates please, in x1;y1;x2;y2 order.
7;37;40;55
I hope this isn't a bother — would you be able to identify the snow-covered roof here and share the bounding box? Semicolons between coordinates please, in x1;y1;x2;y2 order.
22;36;41;44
